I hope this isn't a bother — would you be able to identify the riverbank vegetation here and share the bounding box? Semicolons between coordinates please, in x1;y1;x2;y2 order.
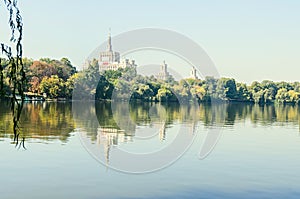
0;57;77;99
0;57;300;105
79;59;300;105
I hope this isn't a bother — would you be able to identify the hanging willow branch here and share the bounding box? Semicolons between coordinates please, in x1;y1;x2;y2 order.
0;0;25;149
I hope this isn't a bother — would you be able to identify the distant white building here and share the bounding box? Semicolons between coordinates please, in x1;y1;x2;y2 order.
157;61;171;80
99;32;137;72
190;66;198;79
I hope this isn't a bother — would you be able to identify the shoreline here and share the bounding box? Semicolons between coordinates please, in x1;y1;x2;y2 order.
2;97;299;106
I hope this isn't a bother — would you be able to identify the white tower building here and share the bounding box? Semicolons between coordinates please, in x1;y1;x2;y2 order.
157;61;171;80
98;31;136;72
190;66;198;79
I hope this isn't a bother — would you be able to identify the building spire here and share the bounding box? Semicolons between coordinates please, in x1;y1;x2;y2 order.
107;28;112;52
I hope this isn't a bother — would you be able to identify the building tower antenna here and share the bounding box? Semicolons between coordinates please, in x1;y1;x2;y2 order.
107;28;112;52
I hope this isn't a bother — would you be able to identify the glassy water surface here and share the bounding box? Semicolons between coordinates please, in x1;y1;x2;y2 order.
0;101;300;199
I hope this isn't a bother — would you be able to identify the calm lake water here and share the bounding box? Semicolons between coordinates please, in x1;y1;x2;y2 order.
1;100;300;199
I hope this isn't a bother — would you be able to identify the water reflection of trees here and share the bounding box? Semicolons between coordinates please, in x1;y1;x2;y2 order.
1;101;299;146
74;102;300;147
0;101;75;143
225;103;300;126
73;102;300;164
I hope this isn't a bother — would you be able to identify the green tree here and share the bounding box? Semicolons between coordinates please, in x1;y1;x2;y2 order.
39;75;65;98
277;81;293;91
173;82;191;102
253;89;271;104
74;59;101;99
191;85;207;101
250;81;262;93
293;82;300;92
261;80;278;101
216;78;237;100
96;75;113;100
132;84;154;101
276;88;300;104
276;88;289;103
204;76;217;99
236;83;252;101
65;73;79;99
156;86;176;102
288;90;300;104
147;81;161;97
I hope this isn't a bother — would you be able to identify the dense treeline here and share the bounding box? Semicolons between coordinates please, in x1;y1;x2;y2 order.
0;57;299;104
0;57;77;99
78;60;300;105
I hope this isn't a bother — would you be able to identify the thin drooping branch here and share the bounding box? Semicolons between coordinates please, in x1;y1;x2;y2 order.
1;0;25;148
0;59;3;95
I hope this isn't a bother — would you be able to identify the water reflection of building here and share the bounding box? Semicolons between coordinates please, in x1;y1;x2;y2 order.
190;122;197;135
96;127;133;163
159;122;166;141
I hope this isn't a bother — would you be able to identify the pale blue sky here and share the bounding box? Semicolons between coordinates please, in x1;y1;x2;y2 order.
1;0;300;83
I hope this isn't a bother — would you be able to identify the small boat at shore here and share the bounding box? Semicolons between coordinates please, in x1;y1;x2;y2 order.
14;92;45;101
